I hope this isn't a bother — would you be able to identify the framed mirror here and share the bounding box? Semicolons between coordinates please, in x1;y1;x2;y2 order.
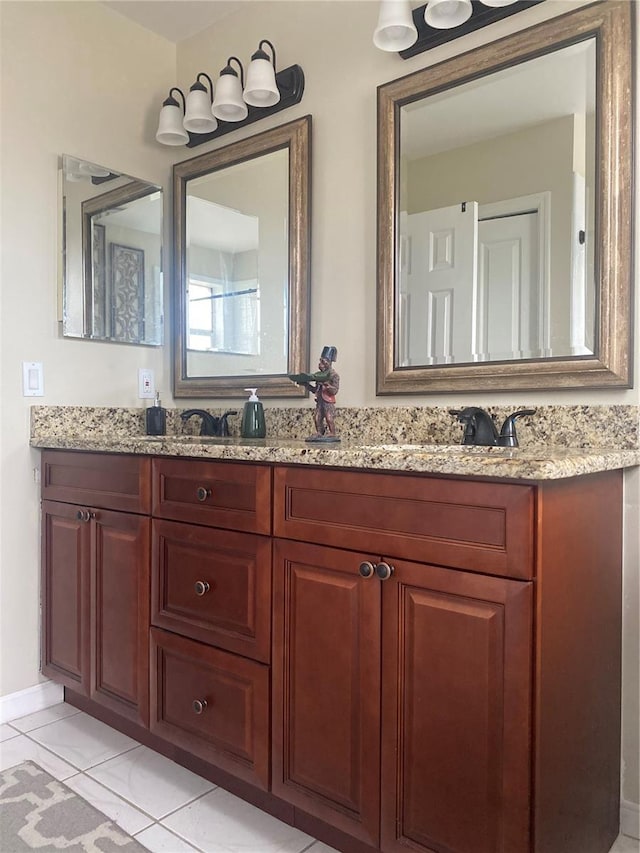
377;1;632;393
173;115;311;398
61;155;163;345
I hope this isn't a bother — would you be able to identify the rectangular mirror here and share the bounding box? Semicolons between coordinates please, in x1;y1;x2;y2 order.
61;156;163;346
377;1;632;393
173;116;311;398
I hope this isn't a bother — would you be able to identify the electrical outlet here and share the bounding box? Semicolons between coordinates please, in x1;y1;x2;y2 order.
138;368;155;399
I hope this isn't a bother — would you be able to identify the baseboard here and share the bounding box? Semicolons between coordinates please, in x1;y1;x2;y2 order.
621;799;640;840
0;680;64;724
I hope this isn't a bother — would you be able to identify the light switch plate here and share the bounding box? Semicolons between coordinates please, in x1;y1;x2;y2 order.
23;362;44;397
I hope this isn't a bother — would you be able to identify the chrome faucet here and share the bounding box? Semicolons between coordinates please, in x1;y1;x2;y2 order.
449;407;536;447
181;409;238;437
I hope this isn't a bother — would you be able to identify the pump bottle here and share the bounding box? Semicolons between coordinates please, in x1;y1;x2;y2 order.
146;392;166;436
240;388;266;438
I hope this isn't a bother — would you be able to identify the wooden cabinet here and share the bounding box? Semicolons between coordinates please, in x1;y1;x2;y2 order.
148;458;273;790
41;450;624;853
41;452;151;726
272;465;623;853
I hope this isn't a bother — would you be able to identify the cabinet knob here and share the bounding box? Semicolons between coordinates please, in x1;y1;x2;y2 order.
196;486;212;502
194;581;210;596
76;509;94;523
375;561;394;581
359;561;375;578
192;699;208;714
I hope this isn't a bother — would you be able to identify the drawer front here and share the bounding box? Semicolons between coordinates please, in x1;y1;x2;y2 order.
150;628;269;790
42;450;150;513
274;467;534;580
152;458;271;534
151;519;271;662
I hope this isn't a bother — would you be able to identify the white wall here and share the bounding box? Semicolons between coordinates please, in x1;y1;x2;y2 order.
1;0;637;824
0;0;175;694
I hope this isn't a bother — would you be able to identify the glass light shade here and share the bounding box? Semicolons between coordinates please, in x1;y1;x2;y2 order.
479;0;517;5
425;0;473;29
373;0;418;51
243;57;280;107
183;86;218;133
212;71;248;121
156;103;189;146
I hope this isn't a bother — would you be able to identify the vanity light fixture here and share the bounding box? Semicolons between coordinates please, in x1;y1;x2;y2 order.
373;0;542;58
243;40;280;107
424;0;472;30
155;87;189;146
183;73;217;134
374;0;419;52
212;57;248;121
155;40;304;148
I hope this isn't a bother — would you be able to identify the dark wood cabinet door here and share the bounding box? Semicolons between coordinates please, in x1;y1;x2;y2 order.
272;539;382;847
91;509;150;726
41;501;90;694
380;559;533;853
151;519;271;662
150;628;270;789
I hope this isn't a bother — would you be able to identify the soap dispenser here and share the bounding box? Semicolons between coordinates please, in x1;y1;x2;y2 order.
146;392;166;436
240;388;266;438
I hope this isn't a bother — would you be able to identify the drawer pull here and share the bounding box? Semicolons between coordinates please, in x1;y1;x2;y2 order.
196;486;212;502
375;561;394;581
194;581;210;596
359;561;375;579
192;699;208;714
76;510;96;523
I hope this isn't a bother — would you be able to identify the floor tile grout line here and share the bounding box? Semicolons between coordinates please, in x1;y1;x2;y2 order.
69;767;161;826
153;783;219;822
137;819;208;852
18;726;143;774
6;706;82;734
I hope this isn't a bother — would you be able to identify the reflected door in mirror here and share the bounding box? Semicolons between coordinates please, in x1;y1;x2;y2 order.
398;40;595;367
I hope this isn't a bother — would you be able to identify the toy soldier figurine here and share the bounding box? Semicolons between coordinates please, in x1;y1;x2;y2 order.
289;346;340;442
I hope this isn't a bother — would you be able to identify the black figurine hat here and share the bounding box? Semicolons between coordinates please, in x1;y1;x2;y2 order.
320;346;337;363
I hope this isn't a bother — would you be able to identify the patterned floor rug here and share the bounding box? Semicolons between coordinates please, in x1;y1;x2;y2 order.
0;761;147;852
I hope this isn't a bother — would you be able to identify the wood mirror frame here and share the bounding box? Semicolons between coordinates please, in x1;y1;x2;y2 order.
173;116;311;398
377;1;633;394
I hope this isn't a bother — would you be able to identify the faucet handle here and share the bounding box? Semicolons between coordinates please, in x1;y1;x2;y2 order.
498;409;536;447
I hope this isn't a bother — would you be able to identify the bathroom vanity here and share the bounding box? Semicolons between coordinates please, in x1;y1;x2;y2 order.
35;439;631;853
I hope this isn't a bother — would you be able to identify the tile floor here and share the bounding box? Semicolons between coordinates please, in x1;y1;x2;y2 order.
1;703;638;853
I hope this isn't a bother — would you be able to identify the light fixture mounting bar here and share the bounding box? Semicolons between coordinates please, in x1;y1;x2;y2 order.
186;64;304;148
399;0;545;59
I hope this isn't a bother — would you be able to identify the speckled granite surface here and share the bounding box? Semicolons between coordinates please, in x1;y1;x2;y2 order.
30;404;640;481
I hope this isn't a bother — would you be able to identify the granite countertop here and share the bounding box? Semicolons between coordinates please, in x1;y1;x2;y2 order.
29;432;640;481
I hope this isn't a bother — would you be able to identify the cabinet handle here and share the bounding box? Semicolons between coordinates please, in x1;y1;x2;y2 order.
192;699;208;714
359;561;375;578
76;510;90;522
194;581;210;596
375;561;394;581
196;486;212;502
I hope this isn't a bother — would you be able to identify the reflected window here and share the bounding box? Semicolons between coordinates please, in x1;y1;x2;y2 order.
188;275;260;355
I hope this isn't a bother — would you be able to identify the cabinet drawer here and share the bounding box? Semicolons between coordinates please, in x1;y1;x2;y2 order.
151;519;271;662
42;450;150;513
274;466;534;580
150;628;269;790
152;458;271;534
